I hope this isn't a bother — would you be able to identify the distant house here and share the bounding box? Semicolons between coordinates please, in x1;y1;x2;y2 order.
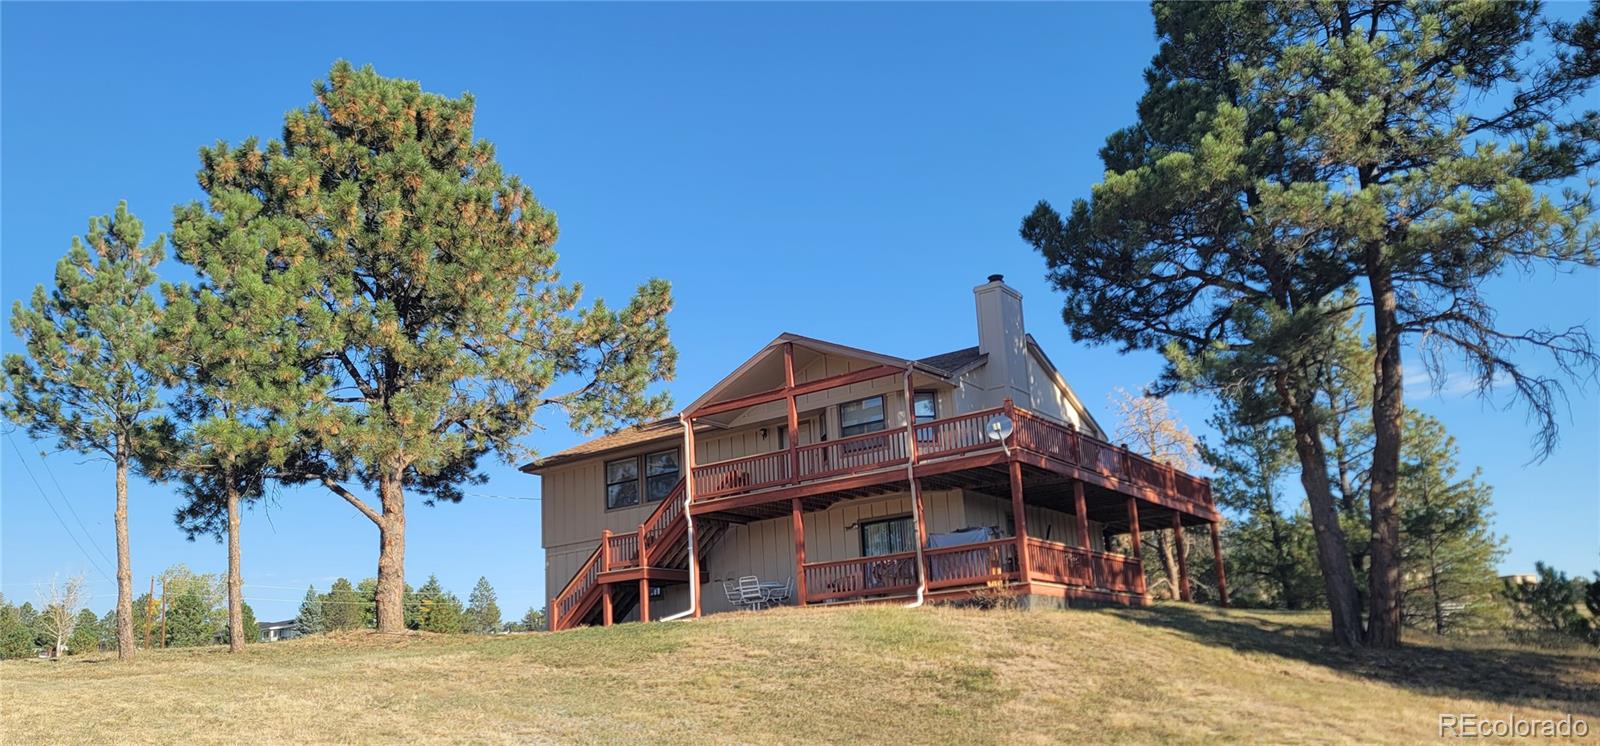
259;620;298;642
524;275;1226;631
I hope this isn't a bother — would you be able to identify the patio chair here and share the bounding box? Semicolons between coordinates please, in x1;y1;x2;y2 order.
765;577;792;605
737;575;768;610
722;580;745;609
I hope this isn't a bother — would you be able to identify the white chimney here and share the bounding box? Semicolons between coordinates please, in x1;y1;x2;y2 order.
973;274;1031;406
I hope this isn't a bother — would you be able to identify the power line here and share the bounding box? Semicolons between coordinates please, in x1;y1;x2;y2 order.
5;432;114;583
33;444;116;569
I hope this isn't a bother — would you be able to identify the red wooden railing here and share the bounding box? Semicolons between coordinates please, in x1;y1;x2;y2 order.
802;552;919;603
796;429;909;480
1024;538;1094;587
551;544;603;630
642;481;687;562
915;409;1006;458
1088;551;1144;594
692;450;791;499
924;539;1018;590
606;532;640;570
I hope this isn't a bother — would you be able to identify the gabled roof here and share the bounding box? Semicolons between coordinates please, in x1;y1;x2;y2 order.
677;333;962;417
521;335;986;475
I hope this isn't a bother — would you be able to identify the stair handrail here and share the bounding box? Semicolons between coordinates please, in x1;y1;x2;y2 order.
642;478;688;561
550;542;603;630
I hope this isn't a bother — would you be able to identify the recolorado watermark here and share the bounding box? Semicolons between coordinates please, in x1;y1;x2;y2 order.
1439;713;1589;738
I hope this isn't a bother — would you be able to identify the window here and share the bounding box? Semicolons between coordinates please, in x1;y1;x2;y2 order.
607;449;681;509
644;449;679;502
605;457;639;509
838;395;886;437
860;515;915;557
913;391;938;423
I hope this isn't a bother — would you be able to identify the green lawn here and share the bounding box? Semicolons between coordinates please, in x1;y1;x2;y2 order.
3;604;1595;744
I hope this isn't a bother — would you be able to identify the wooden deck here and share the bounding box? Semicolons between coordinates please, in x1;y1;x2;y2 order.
549;401;1225;631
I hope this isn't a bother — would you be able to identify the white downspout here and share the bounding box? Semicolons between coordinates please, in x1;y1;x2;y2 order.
667;413;699;622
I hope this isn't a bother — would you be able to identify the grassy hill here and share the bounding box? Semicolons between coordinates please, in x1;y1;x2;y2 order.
3;604;1595;744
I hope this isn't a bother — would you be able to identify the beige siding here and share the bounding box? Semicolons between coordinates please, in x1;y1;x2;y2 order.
962;492;1106;552
1022;353;1086;430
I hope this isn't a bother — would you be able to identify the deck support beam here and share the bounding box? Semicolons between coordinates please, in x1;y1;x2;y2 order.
1125;497;1145;596
1172;512;1191;602
791;498;807;606
1009;457;1031;585
1210;520;1229;607
784;343;800;483
638;579;650;622
601;584;614;627
1072;480;1090;550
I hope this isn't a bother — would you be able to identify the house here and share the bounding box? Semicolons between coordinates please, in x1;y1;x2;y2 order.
258;619;298;642
523;275;1226;631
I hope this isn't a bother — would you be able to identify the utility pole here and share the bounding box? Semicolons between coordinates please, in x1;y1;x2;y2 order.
144;577;155;649
158;580;168;649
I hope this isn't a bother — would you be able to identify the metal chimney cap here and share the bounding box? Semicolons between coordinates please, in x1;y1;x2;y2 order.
987;274;1005;283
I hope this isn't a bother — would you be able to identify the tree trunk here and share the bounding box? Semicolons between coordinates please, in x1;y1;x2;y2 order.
375;471;406;633
1277;375;1364;647
114;438;135;662
1366;254;1405;648
1153;532;1181;600
226;480;245;653
1427;541;1445;635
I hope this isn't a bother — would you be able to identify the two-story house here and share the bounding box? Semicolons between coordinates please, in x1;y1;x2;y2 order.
523;275;1226;631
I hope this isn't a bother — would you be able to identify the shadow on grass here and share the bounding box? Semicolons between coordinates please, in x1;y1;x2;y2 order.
1111;605;1600;716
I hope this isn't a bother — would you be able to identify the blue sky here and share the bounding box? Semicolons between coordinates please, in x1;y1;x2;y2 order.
3;3;1596;622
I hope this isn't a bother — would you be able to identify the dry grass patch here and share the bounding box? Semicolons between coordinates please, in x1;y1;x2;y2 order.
2;604;1595;744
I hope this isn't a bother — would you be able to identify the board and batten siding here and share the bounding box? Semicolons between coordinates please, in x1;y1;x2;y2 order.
962;492;1107;552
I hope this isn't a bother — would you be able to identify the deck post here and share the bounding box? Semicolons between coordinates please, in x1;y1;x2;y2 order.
784;342;799;485
602;584;614;627
1125;497;1145;596
638;579;650;622
682;415;702;619
1009;459;1031;586
791;498;808;606
1072;479;1093;588
1210;520;1229;607
1172;512;1191;602
904;367;928;598
601;529;611;572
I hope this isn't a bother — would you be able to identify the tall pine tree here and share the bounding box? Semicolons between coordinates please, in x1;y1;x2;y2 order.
296;585;325;636
173;61;677;632
3;203;169;661
466;576;501;634
1023;1;1599;647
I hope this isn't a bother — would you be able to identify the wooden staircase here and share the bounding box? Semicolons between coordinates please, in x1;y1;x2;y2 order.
550;479;725;630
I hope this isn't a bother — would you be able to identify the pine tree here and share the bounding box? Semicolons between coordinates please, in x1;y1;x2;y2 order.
1021;2;1600;647
322;578;365;632
0;596;34;659
2;203;170;661
174;61;677;632
1201;398;1319;610
1397;412;1506;635
520;607;546;632
163;588;213;647
296;585;325;636
1505;563;1594;645
414;575;465;634
466;577;501;634
152;231;312;653
239;602;260;644
68;608;101;655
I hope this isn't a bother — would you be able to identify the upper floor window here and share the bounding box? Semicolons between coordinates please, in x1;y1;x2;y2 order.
644;449;680;502
839;395;886;437
605;457;640;509
913;390;938;423
607;449;682;510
